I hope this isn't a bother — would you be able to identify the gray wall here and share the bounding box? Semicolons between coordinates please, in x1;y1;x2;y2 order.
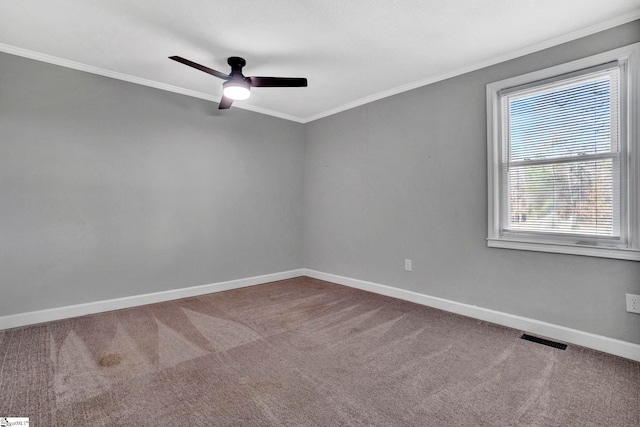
303;20;640;344
1;53;304;315
2;21;639;345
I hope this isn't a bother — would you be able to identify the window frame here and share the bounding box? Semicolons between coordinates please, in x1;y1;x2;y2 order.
486;43;640;261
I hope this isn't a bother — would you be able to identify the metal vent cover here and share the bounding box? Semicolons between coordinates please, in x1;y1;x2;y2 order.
521;334;567;350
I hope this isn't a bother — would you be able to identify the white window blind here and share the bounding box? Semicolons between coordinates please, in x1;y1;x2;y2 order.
487;43;640;260
498;65;623;243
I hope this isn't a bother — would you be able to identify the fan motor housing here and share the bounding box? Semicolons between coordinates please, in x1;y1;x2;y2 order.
228;56;246;72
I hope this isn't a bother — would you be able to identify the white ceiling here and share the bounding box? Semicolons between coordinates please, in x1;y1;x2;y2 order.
1;1;638;123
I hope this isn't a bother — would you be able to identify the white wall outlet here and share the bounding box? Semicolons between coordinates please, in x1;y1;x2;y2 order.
404;259;412;271
626;294;640;314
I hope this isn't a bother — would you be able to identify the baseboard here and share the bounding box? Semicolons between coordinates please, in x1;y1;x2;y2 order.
4;267;638;362
303;269;640;362
0;269;305;331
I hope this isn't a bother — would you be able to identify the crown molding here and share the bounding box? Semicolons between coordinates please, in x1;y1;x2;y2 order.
0;43;306;123
1;10;638;124
301;10;640;123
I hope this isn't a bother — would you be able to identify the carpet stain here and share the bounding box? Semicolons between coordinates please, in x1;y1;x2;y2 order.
98;353;123;367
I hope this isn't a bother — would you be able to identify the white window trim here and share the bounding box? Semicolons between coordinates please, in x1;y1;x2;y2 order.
487;42;640;261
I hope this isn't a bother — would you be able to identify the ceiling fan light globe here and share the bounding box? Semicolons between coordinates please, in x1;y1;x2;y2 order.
223;81;251;100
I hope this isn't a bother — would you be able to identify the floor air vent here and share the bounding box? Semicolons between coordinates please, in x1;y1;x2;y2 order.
520;334;567;350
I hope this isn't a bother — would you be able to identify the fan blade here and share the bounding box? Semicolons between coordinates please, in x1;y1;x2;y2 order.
169;56;230;80
247;76;307;87
218;96;234;109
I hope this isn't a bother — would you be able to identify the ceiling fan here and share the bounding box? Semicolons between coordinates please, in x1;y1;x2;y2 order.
169;56;308;109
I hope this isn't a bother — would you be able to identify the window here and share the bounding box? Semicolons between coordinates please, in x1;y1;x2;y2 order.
487;43;640;261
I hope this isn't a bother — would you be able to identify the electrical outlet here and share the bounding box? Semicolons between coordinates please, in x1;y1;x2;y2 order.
404;259;412;271
626;294;640;314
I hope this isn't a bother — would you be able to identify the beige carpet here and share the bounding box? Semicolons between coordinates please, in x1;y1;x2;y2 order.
1;277;638;426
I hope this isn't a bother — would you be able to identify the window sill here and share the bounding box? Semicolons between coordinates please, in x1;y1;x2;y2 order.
487;238;640;261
